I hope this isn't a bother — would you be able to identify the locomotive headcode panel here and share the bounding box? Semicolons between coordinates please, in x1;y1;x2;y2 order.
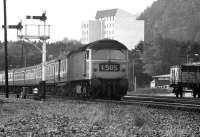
99;63;120;72
91;49;128;79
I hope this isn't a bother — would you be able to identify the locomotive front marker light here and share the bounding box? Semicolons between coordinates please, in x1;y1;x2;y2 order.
33;88;38;94
121;64;126;72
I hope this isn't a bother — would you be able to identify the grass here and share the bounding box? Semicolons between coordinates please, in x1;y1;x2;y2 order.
0;97;200;136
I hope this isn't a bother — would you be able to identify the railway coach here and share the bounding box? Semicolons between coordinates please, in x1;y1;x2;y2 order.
0;39;129;99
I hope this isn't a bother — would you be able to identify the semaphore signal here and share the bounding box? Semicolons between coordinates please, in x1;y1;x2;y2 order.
26;12;47;21
19;11;50;99
8;21;23;30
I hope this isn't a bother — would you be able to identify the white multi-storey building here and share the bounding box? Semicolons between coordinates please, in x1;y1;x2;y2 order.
81;9;144;49
81;20;101;44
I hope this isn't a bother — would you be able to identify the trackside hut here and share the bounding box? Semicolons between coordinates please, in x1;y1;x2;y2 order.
151;74;170;89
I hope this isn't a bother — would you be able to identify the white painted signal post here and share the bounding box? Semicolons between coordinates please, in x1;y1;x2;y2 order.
18;12;50;82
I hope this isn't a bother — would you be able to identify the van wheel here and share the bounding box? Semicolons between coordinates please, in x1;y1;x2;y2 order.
174;88;179;98
193;92;197;98
175;92;179;98
180;92;183;98
198;93;200;98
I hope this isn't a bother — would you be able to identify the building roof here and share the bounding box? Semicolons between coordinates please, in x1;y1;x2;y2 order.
95;9;118;19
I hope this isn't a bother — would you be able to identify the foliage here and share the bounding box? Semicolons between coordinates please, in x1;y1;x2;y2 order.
139;36;200;76
129;42;152;88
0;38;83;70
140;0;200;43
136;0;200;78
130;37;200;87
142;37;181;75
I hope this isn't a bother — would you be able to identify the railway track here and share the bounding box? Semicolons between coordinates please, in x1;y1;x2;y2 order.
122;95;200;112
45;95;200;112
1;93;200;112
124;95;200;104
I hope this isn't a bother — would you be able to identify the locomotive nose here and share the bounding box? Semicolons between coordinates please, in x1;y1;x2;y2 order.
91;79;101;88
119;79;129;89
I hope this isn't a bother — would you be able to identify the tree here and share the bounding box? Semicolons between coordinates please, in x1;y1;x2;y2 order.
141;37;187;75
0;39;83;70
129;42;152;88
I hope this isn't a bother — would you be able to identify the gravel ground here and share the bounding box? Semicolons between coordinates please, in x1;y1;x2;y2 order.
0;97;200;137
127;88;172;96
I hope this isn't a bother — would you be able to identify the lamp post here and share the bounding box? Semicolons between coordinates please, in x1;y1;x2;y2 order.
132;60;136;91
3;0;9;98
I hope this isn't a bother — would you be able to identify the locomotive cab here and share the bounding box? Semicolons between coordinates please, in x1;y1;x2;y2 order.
84;40;129;98
89;48;128;79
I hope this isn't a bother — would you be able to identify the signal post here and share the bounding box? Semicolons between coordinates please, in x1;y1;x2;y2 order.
18;12;50;99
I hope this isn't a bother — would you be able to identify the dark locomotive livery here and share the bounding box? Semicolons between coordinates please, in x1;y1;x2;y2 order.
0;39;129;99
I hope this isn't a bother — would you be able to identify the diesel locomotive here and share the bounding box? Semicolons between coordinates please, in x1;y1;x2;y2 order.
0;39;129;99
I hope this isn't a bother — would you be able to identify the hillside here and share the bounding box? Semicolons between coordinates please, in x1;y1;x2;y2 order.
0;40;82;70
140;0;200;43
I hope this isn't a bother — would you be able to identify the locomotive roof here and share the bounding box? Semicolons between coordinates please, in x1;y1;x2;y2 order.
86;39;127;50
67;39;127;57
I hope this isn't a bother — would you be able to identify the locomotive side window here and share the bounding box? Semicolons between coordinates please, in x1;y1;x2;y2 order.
56;63;58;74
85;50;89;60
92;49;126;60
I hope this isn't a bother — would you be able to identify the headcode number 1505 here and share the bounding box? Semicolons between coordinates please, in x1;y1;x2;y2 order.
99;64;120;72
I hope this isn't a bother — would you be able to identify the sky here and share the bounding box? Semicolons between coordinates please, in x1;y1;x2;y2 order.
0;0;156;42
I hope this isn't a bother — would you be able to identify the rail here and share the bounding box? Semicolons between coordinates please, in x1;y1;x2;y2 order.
1;94;200;112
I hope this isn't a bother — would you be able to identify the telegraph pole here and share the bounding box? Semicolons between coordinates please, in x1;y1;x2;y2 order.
3;0;9;98
3;0;23;98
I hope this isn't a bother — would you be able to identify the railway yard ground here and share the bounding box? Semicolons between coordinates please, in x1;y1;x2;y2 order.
127;88;173;96
0;89;200;137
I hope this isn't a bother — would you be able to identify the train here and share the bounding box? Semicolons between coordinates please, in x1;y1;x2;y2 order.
0;39;129;99
170;63;200;98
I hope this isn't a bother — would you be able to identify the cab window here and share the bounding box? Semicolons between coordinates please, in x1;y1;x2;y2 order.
92;49;126;60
